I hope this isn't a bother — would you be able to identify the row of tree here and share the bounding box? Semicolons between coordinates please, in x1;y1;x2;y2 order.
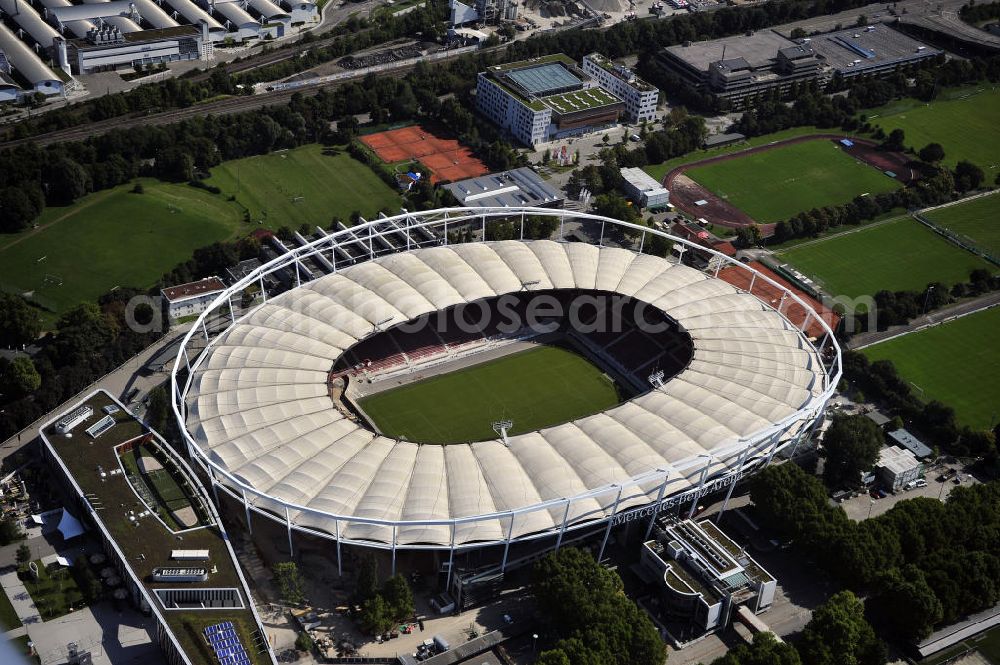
751;464;1000;642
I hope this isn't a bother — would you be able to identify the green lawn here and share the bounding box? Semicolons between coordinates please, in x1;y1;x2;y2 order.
867;86;1000;172
685;139;901;222
204;144;402;229
20;560;85;621
863;307;1000;430
776;217;995;298
0;587;21;631
925;193;1000;257
360;345;624;444
642;125;827;184
0;180;242;324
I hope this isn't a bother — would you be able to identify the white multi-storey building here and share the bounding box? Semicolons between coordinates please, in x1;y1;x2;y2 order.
581;52;659;123
476;72;552;146
475;54;626;147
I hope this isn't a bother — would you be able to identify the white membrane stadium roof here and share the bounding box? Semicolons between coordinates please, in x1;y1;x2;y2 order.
186;240;825;547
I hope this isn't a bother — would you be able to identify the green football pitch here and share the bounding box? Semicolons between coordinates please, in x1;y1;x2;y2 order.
776;217;995;299
925;193;1000;257
204;144;402;228
868;87;1000;172
863;307;1000;430
684;139;900;222
0;180;242;324
359;345;624;444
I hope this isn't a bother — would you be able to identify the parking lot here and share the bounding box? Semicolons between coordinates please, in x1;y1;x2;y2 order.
839;460;975;521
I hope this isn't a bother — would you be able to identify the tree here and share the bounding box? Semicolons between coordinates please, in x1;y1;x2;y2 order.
735;224;762;249
294;631;314;652
880;128;906;152
820;415;883;490
0;186;44;232
2;356;41;397
0;517;23;545
381;575;414;620
918;143;945;164
274;562;305;605
49;157;90;204
867;566;942;642
536;650;571;665
799;591;887;665
710;631;801;665
15;543;31;567
145;386;169;433
359;594;394;635
0;293;41;348
954;160;985;192
354;554;380;603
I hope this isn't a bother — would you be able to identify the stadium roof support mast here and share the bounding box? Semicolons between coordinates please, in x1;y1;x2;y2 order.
493;419;513;446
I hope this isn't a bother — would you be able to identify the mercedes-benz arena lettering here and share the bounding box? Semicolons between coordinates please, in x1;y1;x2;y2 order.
171;207;840;578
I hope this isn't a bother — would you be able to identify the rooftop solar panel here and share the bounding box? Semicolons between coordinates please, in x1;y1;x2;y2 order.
506;62;580;96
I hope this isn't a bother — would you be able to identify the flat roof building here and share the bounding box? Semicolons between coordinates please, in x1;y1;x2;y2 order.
443;167;564;208
641;518;776;634
581;53;659;123
876;445;923;491
620;166;669;209
656;26;938;110
888;428;933;459
475;54;625;146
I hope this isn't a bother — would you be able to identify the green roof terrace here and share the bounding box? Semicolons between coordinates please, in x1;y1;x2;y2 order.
40;390;274;665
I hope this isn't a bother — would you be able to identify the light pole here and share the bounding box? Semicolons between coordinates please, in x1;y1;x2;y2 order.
867;499;875;519
922;284;936;314
532;633;538;654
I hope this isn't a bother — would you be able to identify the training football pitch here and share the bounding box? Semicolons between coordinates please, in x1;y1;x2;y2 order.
776;217;994;299
925;193;1000;257
863;307;1000;429
359;345;623;444
684;139;900;222
205;144;401;227
0;180;241;323
868;87;1000;172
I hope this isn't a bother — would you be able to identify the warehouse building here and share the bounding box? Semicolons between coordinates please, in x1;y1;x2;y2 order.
581;53;659;123
443;167;564;208
620;166;669;209
641;518;776;633
656;26;938;110
67;25;208;74
476;54;625;146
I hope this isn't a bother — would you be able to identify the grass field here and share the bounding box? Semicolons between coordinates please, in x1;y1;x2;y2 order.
685;139;900;222
204;144;402;228
360;345;623;443
863;307;1000;430
868;87;1000;172
925;193;1000;257
0;180;242;324
776;217;994;298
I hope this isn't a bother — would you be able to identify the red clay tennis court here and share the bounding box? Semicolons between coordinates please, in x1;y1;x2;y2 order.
360;125;490;183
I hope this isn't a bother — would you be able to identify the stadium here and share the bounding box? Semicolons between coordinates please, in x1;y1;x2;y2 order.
170;207;840;595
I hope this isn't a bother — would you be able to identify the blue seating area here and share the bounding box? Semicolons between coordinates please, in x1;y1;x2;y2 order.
204;621;251;665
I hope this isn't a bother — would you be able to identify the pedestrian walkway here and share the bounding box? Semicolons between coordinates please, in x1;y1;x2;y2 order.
0;569;41;626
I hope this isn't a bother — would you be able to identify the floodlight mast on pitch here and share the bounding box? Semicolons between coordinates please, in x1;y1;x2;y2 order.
493;420;513;446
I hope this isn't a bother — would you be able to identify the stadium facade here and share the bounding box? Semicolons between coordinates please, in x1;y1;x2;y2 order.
171;207;840;594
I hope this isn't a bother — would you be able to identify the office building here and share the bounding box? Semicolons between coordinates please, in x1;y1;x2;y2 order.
476;54;625;146
581;53;659;123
